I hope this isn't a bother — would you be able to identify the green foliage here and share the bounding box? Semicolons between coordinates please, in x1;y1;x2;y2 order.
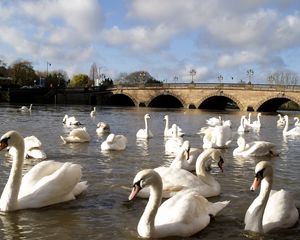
9;60;38;86
45;70;68;88
68;74;91;88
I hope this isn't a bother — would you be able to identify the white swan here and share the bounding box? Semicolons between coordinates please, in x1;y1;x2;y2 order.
19;104;32;112
96;122;111;135
8;135;47;160
90;107;96;117
202;124;232;149
244;161;299;233
165;124;183;154
277;114;285;127
136;114;153;139
137;148;224;198
293;117;300;127
101;133;127;151
170;140;202;171
206;116;222;126
0;130;88;212
248;113;262;130
62;115;81;126
129;169;230;238
237;116;250;133
282;115;300;136
60;127;91;143
233;136;278;157
163;115;184;137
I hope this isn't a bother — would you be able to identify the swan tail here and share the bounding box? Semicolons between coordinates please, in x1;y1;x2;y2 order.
73;181;88;196
209;200;230;217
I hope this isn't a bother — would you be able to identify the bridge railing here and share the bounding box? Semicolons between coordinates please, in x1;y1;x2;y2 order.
110;83;300;91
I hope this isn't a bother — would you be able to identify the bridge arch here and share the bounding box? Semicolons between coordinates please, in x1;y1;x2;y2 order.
255;93;300;112
197;92;243;111
148;93;185;108
105;93;137;106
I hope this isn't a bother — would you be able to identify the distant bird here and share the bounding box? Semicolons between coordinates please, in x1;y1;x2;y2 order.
20;104;32;112
60;127;90;143
96;122;111;135
62;115;81;126
136;114;153;139
101;133;127;151
163;115;184;137
90;107;96;117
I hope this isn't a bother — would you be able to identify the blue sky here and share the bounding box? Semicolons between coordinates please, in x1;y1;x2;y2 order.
0;0;300;84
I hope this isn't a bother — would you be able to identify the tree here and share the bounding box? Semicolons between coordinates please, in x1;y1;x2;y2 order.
0;59;8;77
267;70;298;86
68;74;91;88
189;69;196;83
9;60;38;86
45;70;68;88
120;71;161;85
246;69;254;84
89;63;98;86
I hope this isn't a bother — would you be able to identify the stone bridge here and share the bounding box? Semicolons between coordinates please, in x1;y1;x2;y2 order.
106;83;300;112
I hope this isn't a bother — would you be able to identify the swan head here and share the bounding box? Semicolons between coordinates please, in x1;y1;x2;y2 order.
0;131;24;151
210;149;224;172
250;161;273;192
128;169;162;200
62;115;68;123
163;115;168;121
144;114;151;119
181;140;190;160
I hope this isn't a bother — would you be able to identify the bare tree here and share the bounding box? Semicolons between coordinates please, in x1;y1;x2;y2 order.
89;63;98;86
267;70;298;86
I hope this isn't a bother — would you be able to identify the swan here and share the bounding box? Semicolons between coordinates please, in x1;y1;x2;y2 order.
202;124;232;149
237;115;250;133
96;122;111;135
129;169;230;238
277;114;285;127
136;114;153;139
62;115;81;126
248;113;262;130
244;161;299;233
282;115;300;136
19;104;32;112
293;117;300;127
90;107;96;117
163;115;184;137
165;124;183;154
233;136;278;157
8;135;47;160
0;130;88;212
60;127;91;143
170;140;202;171
206;116;222;127
137;148;224;198
101;133;127;151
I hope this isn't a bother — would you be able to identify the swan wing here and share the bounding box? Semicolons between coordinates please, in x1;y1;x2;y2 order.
263;189;299;232
24;136;42;150
155;189;229;237
18;162;86;209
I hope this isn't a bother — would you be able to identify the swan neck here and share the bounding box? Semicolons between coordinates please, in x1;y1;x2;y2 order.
138;181;162;238
164;117;169;131
195;150;211;177
283;117;289;133
245;176;272;233
144;117;149;133
0;142;25;211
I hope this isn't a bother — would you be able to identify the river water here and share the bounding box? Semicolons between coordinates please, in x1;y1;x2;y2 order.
0;103;299;240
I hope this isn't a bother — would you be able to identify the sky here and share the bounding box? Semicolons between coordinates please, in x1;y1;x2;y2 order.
0;0;300;84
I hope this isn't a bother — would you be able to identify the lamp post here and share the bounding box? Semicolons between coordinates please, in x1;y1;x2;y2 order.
247;69;254;84
173;75;178;84
217;74;223;84
46;61;51;77
189;69;196;83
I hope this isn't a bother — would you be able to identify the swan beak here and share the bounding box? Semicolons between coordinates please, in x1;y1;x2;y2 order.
184;148;190;161
218;157;224;172
250;177;261;192
128;184;141;201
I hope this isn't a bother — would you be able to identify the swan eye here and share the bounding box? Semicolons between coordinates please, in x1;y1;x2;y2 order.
0;137;10;150
255;169;264;179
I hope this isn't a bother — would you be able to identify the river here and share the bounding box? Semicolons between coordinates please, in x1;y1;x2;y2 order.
0;103;299;240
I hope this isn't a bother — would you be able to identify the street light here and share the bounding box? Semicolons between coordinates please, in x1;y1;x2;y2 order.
189;69;196;83
46;61;51;77
247;69;254;84
217;74;223;84
173;75;178;84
